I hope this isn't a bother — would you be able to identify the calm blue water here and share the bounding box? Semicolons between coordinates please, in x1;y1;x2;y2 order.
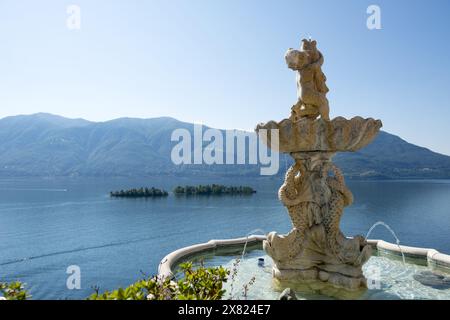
0;177;449;299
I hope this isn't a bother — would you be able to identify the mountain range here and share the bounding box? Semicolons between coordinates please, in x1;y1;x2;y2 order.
0;113;449;179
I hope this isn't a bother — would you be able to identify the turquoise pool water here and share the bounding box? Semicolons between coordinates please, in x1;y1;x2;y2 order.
179;249;450;300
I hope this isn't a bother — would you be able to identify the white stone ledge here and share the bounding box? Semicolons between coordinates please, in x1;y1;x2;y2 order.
158;236;450;279
377;240;432;257
158;235;266;279
375;240;450;269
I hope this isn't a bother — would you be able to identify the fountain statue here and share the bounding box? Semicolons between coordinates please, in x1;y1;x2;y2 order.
256;39;382;291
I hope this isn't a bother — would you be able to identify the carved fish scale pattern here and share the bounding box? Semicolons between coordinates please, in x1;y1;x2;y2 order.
278;162;354;262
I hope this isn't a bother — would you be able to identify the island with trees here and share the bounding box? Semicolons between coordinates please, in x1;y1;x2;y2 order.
173;184;256;196
110;187;168;198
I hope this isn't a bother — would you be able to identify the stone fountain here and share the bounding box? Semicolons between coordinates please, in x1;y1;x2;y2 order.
256;39;382;290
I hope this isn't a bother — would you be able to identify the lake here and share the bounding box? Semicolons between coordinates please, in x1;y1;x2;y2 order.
0;177;449;299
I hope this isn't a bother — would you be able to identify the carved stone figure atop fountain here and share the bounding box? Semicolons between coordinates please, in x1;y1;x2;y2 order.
286;39;330;121
256;39;383;291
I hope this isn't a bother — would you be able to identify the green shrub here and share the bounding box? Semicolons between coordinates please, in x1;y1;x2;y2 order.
0;281;30;300
88;262;229;300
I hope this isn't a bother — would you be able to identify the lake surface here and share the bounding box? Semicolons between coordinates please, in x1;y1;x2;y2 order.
0;177;449;299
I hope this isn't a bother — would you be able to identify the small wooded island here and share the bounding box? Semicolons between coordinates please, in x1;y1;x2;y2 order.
173;184;256;195
110;187;169;198
110;185;256;198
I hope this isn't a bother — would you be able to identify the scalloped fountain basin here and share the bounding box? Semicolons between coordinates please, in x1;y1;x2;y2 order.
256;116;382;153
161;237;450;300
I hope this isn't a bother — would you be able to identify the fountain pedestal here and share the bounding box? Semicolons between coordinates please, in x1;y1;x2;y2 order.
257;117;381;290
256;38;382;291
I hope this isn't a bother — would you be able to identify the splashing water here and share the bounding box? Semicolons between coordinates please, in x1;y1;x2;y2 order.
365;221;406;265
229;229;266;299
241;229;266;260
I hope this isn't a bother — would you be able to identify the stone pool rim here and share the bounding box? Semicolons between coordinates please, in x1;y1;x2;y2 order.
158;236;450;279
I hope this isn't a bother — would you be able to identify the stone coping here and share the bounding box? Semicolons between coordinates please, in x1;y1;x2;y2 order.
158;236;450;279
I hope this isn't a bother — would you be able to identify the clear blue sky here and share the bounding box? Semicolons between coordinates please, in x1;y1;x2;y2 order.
1;0;450;154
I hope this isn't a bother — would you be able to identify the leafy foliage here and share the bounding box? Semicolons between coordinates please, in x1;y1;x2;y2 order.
0;261;257;300
0;281;30;300
88;262;229;300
